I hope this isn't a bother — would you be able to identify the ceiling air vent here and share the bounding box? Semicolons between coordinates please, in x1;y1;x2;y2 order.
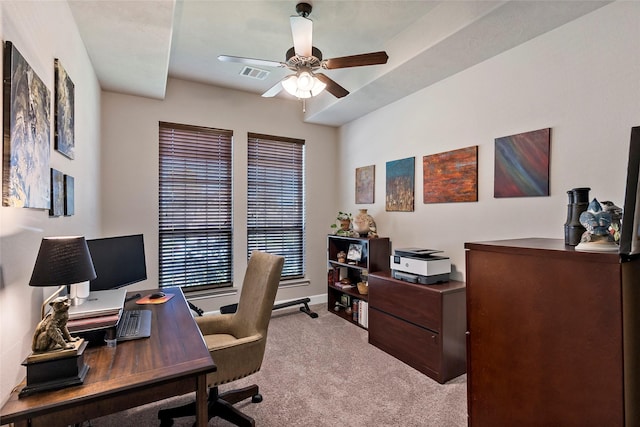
240;66;269;80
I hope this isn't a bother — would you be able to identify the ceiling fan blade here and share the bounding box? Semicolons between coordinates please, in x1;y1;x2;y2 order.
261;80;284;98
290;16;312;57
218;55;285;69
315;73;349;98
323;51;389;69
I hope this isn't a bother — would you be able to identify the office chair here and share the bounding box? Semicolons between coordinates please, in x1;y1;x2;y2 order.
158;250;284;427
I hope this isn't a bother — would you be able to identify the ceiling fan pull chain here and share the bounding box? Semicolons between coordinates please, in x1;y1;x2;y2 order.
303;98;306;113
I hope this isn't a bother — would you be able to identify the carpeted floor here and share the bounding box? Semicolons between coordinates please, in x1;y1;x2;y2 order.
87;304;467;426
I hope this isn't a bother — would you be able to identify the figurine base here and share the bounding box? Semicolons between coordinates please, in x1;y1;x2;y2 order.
20;339;89;398
574;241;619;252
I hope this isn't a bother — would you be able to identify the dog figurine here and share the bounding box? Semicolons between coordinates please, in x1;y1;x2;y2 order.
32;296;79;352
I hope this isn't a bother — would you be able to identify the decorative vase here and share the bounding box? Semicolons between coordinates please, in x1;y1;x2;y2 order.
339;219;351;232
353;209;377;237
564;187;590;246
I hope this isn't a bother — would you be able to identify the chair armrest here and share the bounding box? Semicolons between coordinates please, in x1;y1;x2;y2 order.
195;313;235;335
209;333;263;351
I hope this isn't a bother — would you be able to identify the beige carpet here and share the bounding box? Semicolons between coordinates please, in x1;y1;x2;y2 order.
88;304;467;426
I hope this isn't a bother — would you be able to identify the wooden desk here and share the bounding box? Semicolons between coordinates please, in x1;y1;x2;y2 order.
1;288;216;427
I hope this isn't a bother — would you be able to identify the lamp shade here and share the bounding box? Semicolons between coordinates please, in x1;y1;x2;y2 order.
29;236;97;287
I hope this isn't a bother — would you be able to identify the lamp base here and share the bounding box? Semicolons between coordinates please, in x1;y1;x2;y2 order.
19;339;89;398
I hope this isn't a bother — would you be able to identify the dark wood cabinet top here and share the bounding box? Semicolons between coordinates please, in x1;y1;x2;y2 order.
465;237;624;264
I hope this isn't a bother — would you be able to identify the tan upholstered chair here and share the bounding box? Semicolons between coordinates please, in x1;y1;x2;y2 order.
158;250;284;427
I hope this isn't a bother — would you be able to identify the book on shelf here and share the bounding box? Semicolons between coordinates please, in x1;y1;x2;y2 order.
334;282;355;289
357;300;369;328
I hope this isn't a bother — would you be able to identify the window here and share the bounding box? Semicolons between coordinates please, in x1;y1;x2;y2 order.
158;122;233;290
247;133;305;279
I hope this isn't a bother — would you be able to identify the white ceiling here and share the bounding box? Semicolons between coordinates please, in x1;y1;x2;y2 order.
67;0;610;127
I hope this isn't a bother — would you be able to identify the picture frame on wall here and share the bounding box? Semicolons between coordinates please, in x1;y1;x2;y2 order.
54;58;75;159
355;165;375;204
2;41;51;209
386;157;415;212
423;146;478;204
64;174;74;216
494;128;551;198
49;168;64;217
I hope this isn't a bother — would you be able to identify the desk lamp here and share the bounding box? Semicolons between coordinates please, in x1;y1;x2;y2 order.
21;236;96;396
29;236;97;319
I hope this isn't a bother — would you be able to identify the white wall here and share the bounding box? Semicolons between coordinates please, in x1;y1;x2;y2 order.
337;2;640;280
0;1;102;405
100;79;338;313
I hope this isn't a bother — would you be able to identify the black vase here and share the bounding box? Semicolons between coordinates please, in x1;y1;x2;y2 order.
564;187;590;246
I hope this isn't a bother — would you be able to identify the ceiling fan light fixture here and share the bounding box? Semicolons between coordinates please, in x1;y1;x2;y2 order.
297;70;314;91
310;76;326;96
282;74;299;95
282;71;326;99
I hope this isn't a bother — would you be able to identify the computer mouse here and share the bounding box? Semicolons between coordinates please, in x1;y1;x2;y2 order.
149;292;166;299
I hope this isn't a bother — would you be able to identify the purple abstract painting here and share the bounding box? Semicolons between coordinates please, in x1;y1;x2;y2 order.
494;128;550;198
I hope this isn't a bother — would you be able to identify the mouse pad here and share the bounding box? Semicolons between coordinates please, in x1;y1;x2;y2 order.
136;293;175;305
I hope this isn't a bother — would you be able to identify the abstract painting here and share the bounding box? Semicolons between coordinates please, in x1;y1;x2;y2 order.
2;41;51;208
423;146;478;203
386;157;414;212
355;165;375;204
49;169;64;217
64;174;75;216
54;59;74;159
494;128;551;198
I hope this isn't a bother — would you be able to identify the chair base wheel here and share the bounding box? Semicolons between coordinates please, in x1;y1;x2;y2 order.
251;393;262;403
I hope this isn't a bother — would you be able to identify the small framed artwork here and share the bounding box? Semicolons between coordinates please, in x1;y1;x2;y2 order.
49;169;64;217
347;243;363;262
2;41;51;208
386;157;415;212
54;58;75;159
64;175;74;216
355;165;375;204
494;128;550;198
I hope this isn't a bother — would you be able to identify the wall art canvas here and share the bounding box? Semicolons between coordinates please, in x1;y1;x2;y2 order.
64;174;74;216
2;41;51;208
54;58;74;159
49;168;64;217
494;128;550;198
423;146;478;203
355;165;375;204
386;157;414;212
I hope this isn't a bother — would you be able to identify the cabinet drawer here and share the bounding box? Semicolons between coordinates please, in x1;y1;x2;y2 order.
368;307;442;382
369;275;441;331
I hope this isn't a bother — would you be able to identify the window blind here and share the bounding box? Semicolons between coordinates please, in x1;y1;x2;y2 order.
158;122;233;289
247;133;305;279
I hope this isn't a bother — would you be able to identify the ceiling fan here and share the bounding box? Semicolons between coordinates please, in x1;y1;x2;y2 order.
218;2;389;100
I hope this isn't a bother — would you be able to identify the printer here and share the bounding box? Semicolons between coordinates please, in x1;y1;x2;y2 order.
390;248;450;284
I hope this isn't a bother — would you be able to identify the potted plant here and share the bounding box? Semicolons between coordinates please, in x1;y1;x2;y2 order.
330;211;353;236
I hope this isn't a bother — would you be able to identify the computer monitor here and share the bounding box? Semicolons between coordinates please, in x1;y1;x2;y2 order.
87;234;147;291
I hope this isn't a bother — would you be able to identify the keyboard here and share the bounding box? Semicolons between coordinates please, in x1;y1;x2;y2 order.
116;310;152;341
